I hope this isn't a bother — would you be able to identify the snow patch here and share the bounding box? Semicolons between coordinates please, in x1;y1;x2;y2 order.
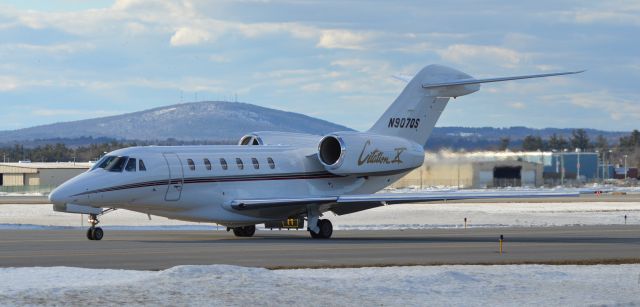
1;265;638;306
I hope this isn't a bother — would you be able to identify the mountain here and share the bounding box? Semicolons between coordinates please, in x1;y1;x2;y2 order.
0;101;352;145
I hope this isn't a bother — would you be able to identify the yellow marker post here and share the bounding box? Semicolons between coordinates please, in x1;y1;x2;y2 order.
499;235;504;255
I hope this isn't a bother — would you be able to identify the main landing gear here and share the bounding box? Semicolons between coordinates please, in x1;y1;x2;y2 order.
231;225;256;237
309;219;333;239
306;205;333;239
86;214;103;241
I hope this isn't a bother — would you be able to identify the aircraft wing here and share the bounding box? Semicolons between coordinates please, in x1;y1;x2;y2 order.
229;190;579;212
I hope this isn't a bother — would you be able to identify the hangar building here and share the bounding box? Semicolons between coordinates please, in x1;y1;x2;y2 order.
392;152;544;189
0;162;90;188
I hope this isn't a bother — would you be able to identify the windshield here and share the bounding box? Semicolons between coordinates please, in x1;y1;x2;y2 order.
104;156;129;172
91;155;116;171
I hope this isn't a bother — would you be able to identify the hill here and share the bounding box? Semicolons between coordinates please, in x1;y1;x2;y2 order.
0;101;352;145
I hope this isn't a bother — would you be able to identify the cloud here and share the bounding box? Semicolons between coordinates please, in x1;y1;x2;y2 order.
317;30;372;50
560;10;640;26
170;27;214;46
0;42;95;54
0;76;18;91
507;102;526;109
543;91;640;121
438;44;526;68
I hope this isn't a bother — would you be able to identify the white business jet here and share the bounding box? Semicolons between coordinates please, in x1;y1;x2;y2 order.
49;64;582;240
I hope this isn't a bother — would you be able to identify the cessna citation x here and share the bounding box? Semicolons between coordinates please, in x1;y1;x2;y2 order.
49;64;582;240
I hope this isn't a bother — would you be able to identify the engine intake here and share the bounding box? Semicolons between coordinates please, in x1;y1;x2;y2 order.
318;135;345;167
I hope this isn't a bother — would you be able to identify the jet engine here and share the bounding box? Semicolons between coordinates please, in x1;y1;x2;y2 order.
317;132;424;176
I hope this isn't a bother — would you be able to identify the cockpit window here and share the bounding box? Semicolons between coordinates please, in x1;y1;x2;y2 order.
105;156;128;172
92;155;116;170
139;160;146;171
125;158;137;172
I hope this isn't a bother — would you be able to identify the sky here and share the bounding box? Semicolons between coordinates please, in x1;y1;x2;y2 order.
0;0;638;132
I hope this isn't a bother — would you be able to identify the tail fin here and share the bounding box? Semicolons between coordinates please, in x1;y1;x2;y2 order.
368;64;583;147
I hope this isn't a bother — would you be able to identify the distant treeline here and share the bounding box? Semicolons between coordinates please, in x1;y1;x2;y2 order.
1;130;638;168
0;139;234;163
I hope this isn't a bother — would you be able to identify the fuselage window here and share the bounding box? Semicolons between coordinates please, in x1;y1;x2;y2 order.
267;157;275;169
187;159;196;171
204;158;212;171
139;159;146;171
236;158;244;170
220;158;228;170
105;156;128;172
252;158;259;169
125;158;137;172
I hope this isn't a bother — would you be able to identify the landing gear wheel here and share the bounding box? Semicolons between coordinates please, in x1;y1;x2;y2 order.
310;219;333;239
232;225;256;237
92;227;104;241
86;214;104;241
87;227;104;240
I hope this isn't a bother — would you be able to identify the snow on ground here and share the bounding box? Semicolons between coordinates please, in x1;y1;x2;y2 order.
0;264;639;306
331;201;640;230
0;201;638;230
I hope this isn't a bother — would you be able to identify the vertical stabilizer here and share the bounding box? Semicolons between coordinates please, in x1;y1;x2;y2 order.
368;65;473;147
368;64;582;148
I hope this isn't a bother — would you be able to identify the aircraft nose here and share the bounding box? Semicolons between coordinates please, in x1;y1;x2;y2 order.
49;185;70;205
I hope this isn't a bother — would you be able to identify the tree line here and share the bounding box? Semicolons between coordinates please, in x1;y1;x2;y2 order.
517;129;640;168
0;139;233;163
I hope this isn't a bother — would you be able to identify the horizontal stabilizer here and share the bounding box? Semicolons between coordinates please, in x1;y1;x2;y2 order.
422;70;584;88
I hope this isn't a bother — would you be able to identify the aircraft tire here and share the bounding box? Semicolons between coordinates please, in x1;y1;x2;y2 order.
87;228;94;240
232;225;256;237
318;219;333;239
243;225;256;237
310;219;333;239
92;227;104;241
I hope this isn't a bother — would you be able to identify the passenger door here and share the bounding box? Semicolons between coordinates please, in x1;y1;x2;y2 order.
163;153;183;201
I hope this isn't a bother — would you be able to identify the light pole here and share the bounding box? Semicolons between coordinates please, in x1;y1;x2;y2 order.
595;150;599;182
560;150;566;186
576;148;581;183
624;154;628;180
606;149;613;180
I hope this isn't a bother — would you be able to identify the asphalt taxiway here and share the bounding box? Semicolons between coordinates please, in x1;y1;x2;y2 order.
0;225;638;270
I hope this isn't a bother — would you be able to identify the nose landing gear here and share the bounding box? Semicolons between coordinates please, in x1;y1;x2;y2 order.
86;213;104;241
